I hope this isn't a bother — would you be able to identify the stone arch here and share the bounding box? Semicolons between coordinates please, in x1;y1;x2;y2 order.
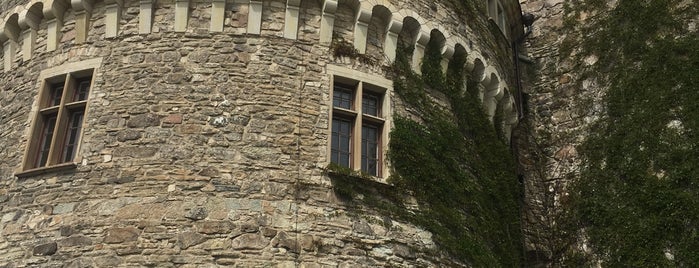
395;16;419;61
2;12;20;71
18;2;44;61
364;4;391;59
2;13;21;43
298;0;323;41
468;56;486;90
333;0;360;43
449;43;468;87
427;28;446;53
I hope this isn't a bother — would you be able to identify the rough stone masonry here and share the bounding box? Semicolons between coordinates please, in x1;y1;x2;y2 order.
0;0;523;266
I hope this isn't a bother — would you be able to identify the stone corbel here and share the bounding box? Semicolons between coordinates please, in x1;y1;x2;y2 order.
283;0;302;39
174;0;190;32
440;43;455;73
18;6;43;61
211;0;226;32
353;8;372;54
43;0;68;51
319;0;337;45
412;30;430;73
383;20;402;62
104;0;124;38
139;0;153;34
71;0;95;43
247;0;263;34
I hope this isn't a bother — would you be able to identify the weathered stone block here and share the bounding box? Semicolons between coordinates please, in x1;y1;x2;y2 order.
126;114;161;128
60;235;93;247
104;227;140;243
197;220;234;234
116;129;142;141
113;147;158;158
177;231;205;249
185;207;208;220
33;242;57;256
163;114;183;124
231;233;270;250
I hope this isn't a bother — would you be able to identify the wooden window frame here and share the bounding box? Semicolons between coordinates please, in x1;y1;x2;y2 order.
15;60;101;178
329;75;388;178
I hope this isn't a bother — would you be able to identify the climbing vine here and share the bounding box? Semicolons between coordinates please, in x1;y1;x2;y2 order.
328;32;523;266
560;0;699;266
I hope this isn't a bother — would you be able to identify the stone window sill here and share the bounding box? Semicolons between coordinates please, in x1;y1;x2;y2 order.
15;162;78;178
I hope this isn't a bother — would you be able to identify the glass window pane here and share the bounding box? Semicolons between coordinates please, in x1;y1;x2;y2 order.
333;84;354;109
331;118;352;168
49;85;63;107
36;115;57;168
62;111;84;162
362;93;380;116
74;79;91;101
361;125;379;176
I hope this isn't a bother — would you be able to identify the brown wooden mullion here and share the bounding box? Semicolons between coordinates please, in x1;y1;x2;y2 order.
46;74;74;165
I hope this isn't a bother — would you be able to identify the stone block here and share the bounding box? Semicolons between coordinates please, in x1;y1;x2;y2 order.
231;233;269;250
53;203;76;214
126;114;161;128
197;220;234;234
33;242;57;256
185;207;208;220
177;231;205;249
60;235;93;247
104;227;140;243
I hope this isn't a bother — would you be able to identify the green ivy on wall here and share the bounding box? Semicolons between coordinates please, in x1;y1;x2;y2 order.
561;0;699;266
328;33;523;266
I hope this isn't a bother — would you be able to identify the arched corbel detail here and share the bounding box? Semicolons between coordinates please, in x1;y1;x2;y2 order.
19;3;43;61
353;8;372;53
2;13;20;72
139;0;153;34
483;71;502;122
211;0;226;32
502;94;518;142
283;0;302;39
383;19;402;62
411;30;429;73
247;0;263;34
104;0;124;38
319;0;337;45
71;0;95;43
174;0;190;32
43;0;68;51
440;40;455;73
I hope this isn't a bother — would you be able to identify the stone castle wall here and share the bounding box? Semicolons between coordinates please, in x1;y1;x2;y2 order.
1;0;522;266
516;0;611;265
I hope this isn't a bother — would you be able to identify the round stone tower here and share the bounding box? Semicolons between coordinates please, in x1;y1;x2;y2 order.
0;0;524;266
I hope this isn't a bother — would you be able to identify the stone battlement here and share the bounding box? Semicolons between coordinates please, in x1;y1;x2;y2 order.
1;0;519;115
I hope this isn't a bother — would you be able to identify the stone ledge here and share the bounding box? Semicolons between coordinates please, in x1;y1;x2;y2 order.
14;162;77;178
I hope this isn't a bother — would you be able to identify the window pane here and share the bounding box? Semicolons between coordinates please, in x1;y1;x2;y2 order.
74;79;91;101
362;93;380;116
333;85;353;109
49;85;63;107
35;115;57;168
361;125;379;176
331;118;352;168
62;111;84;162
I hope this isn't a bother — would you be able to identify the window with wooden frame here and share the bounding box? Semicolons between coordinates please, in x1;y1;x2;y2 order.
330;76;387;177
20;69;94;174
487;0;508;37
